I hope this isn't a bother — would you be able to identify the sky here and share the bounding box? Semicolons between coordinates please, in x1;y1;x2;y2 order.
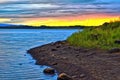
0;0;120;26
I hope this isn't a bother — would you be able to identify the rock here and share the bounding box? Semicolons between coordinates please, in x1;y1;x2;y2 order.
51;54;55;57
51;49;57;51
72;75;77;78
56;46;61;48
52;62;58;65
114;40;120;44
57;73;73;80
62;57;67;59
35;61;41;65
86;52;96;57
76;54;79;57
109;48;120;53
43;68;55;74
80;74;86;78
68;46;72;49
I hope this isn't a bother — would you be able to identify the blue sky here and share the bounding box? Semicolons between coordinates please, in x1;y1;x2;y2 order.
0;0;120;25
0;0;120;18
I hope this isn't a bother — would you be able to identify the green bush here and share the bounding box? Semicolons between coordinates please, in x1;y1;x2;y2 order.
67;21;120;50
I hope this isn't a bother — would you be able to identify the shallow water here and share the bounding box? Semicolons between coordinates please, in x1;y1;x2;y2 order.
0;29;79;80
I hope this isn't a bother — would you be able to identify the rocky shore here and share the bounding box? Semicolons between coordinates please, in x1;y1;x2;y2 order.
27;41;120;80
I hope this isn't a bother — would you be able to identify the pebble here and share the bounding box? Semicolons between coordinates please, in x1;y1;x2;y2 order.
57;73;73;80
43;68;55;74
80;74;86;78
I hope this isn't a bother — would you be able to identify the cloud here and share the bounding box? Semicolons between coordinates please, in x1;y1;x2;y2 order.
0;0;120;23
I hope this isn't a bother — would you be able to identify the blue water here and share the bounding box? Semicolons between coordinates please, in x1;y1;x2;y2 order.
0;29;78;80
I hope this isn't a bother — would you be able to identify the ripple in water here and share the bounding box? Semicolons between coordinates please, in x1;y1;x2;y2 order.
0;29;78;80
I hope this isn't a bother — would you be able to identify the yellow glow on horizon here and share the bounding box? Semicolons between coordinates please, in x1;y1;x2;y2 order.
0;18;11;22
21;16;120;26
1;14;120;26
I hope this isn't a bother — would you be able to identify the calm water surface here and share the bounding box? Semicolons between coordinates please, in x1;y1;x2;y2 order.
0;29;78;80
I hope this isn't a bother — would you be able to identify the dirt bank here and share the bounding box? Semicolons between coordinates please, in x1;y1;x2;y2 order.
27;41;120;80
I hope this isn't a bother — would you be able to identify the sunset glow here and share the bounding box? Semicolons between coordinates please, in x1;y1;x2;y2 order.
17;14;120;26
0;0;120;26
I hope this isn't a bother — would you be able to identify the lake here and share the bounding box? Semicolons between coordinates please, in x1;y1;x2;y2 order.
0;29;79;80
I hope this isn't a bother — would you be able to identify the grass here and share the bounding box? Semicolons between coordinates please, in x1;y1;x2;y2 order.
67;21;120;50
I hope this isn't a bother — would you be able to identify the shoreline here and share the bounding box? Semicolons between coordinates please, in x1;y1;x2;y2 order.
27;41;120;80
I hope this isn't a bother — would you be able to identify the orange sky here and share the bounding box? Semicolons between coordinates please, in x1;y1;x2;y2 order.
19;13;120;26
0;0;120;27
0;13;120;26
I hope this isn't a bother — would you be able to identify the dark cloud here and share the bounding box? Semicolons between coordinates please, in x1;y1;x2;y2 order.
0;0;120;19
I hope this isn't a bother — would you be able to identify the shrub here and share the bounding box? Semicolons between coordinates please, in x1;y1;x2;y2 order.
67;21;120;50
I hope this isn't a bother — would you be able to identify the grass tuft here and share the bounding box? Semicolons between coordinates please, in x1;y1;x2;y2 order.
67;21;120;50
